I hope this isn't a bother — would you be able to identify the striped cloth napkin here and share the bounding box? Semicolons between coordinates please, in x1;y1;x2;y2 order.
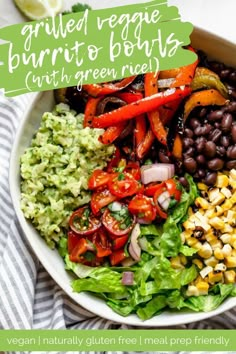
1;84;236;354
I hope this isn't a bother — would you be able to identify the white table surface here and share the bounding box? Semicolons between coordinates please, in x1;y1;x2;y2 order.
0;0;236;47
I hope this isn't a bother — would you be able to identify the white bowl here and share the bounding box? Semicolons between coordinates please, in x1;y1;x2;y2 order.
9;28;236;327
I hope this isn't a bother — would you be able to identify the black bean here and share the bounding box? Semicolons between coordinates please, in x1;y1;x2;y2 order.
194;126;206;136
220;69;231;79
208;129;222;143
196;154;206;165
221;135;230;147
198;107;208;118
184;157;197;173
179;176;189;188
226;145;236;159
198;169;206;178
221;113;233;132
202;124;213;135
224;101;236;113
159;150;171;163
184;128;194;138
231;125;236;144
184;147;195;157
210;61;224;73
204;172;217;186
204;141;216;158
190;117;200;129
229;71;236;83
195;137;206;153
183;138;194;149
208;158;224;171
226;160;236;169
207;110;223;122
216;146;226;157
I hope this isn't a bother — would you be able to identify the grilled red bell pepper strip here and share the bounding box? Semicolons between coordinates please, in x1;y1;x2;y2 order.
84;97;102;128
100;122;127;144
93;87;192;128
136;128;155;160
115;91;143;103
100;91;143;144
159;98;182;125
184;89;229;121
135;114;146;147
83;76;137;97
170;46;199;88
145;72;167;145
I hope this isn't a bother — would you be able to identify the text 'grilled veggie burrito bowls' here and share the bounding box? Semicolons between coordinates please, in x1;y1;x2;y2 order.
19;45;236;321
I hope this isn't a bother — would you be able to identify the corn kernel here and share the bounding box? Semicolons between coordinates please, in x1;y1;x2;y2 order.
208;271;223;284
195;197;210;209
198;182;208;191
224;270;236;284
198;242;213;259
179;254;187;265
204;256;218;267
209;217;225;230
220;233;231;244
215;263;227;272
200;266;213;278
186;285;199;297
205;208;216;218
225;256;236;268
221;187;232;199
192;259;203;269
222;224;234;234
215;174;229;188
229;169;236;180
215;206;224;216
186;238;202;250
232;241;236;250
195;281;209;295
214;248;224;260
222;244;232;257
231;249;236;257
210;240;223;251
170;256;184;269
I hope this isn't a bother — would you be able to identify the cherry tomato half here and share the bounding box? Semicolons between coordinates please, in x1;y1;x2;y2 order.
92;227;112;257
69;206;101;236
108;173;139;198
128;194;156;222
153;186;168;219
88;169;112;190
102;206;134;237
91;188;117;215
165;179;182;201
144;182;165;197
124;161;141;180
112;234;129;250
110;249;127;266
69;238;89;262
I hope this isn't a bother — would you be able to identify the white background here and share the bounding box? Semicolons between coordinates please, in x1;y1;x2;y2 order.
0;0;235;45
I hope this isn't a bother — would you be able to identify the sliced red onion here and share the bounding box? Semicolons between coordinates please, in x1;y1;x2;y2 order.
128;223;141;261
136;218;152;225
157;78;175;88
121;257;137;267
141;163;175;184
157;191;171;211
122;271;134;285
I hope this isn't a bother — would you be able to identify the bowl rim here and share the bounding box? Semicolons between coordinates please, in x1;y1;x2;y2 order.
9;26;236;327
